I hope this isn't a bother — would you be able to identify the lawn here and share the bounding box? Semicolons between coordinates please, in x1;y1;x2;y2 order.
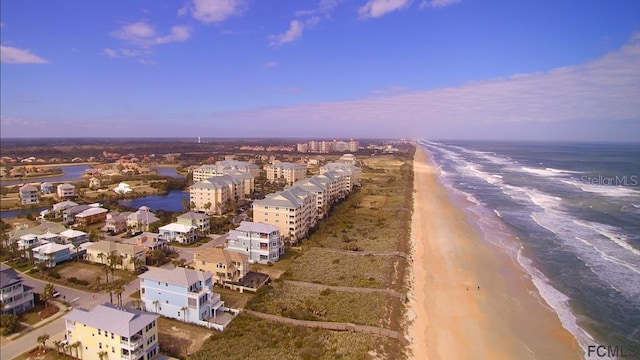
191;313;401;360
251;248;301;279
157;317;213;359
215;287;254;309
283;248;397;289
20;302;60;325
14;348;75;360
34;261;136;292
247;281;394;328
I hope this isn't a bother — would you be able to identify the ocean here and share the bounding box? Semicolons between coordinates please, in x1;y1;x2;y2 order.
418;140;640;359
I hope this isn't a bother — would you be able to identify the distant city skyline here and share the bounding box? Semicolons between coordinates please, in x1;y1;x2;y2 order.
1;0;639;141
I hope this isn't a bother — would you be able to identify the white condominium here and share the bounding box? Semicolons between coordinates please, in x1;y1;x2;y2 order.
292;177;329;219
190;175;244;215
227;221;284;264
320;163;362;192
192;161;260;182
252;187;316;243
266;162;307;185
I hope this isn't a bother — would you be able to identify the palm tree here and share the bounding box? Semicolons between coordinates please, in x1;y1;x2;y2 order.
72;341;81;358
180;306;188;322
114;281;125;306
153;300;159;313
52;339;61;354
105;282;115;304
102;264;111;285
43;283;55;308
37;333;50;351
97;350;108;360
73;243;81;262
63;343;70;357
97;252;106;265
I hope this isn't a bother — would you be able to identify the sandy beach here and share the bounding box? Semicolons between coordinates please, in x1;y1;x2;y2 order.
407;146;582;359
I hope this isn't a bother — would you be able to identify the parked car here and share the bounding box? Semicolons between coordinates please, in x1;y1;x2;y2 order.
52;291;61;298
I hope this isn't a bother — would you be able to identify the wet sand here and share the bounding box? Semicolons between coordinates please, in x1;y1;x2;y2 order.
407;145;581;359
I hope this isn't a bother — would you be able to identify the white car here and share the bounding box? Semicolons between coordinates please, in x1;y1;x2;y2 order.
52;291;61;298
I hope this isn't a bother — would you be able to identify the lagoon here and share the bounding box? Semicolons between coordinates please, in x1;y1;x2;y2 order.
118;189;189;212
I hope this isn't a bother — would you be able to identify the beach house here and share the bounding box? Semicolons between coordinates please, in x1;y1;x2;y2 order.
64;302;159;360
226;221;284;264
0;264;35;315
19;184;39;205
194;248;249;284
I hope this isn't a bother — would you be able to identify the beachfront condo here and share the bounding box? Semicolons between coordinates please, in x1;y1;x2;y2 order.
252;187;316;243
226;221;284;264
265;162;307;185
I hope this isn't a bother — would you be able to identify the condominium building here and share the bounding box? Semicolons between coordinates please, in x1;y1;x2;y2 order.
320;163;362;192
252;187;316;243
192;161;259;182
348;139;359;152
292;177;329;219
216;160;261;177
189;175;244;215
139;267;224;327
19;185;39;205
265;162;307;185
64;303;159;360
226;221;284;264
0;264;34;315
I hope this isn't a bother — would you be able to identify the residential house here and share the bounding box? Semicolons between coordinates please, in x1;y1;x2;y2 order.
7;221;66;246
158;223;197;244
102;211;132;234
265;162;307;185
226;221;284;264
60;229;88;245
252;186;316;243
194;248;249;284
40;182;53;194
52;200;78;217
176;211;210;236
19;184;39;205
114;182;133;194
126;206;160;234
139;267;225;327
88;177;101;189
56;183;76;199
74;207;108;226
0;264;35;315
62;205;91;225
18;234;43;251
65;302;159;360
31;242;74;267
85;241;146;271
132;232;167;252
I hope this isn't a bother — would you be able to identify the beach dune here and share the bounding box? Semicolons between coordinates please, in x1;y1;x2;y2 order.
408;145;581;359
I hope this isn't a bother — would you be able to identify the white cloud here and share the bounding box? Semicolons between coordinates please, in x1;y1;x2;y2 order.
224;33;640;138
106;22;192;64
111;22;156;46
102;48;119;58
155;25;192;44
264;61;279;68
269;20;305;47
0;45;49;64
419;0;461;9
358;0;413;19
187;0;244;23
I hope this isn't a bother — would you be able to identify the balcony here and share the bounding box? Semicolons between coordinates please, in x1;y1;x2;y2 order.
120;347;144;359
120;335;144;350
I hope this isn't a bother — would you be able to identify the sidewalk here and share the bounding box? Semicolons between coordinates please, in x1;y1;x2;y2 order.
5;300;71;342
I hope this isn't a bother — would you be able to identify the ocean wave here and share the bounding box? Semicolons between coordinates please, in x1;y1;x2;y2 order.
561;179;640;198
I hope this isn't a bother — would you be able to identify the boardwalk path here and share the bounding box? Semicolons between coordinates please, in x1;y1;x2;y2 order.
243;310;410;345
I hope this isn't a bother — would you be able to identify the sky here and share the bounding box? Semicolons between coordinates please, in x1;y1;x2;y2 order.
1;0;639;141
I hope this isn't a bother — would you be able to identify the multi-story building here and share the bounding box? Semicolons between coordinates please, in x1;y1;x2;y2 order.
265;162;307;185
85;241;146;271
190;176;244;215
194;248;249;284
31;242;73;267
59;229;88;245
102;211;132;234
158;223;197;244
40;182;53;194
176;211;210;236
139;267;225;327
64;302;159;360
56;183;76;199
216;160;261;177
126;206;160;234
292;177;329;219
0;264;34;315
19;185;39;205
74;207;108;227
320;163;362;192
337;153;357;166
348;139;359;152
333;140;349;152
192;161;259;182
226;221;284;264
312;171;344;205
296;143;309;153
252;187;316;243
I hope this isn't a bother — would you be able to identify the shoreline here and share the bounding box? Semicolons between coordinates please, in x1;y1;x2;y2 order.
407;145;581;359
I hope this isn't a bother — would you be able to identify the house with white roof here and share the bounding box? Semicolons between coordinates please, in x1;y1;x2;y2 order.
176;211;210;236
56;183;76;199
19;184;39;205
32;242;74;267
138;267;227;329
60;229;88;245
113;182;132;194
158;223;197;244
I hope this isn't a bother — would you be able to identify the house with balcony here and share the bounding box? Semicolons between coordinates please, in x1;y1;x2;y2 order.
194;248;249;285
158;223;197;244
176;211;210;236
31;242;74;267
138;267;227;329
126;206;160;234
40;182;53;194
19;184;39;205
51;200;78;217
101;211;132;234
226;221;284;264
74;207;108;227
65;302;159;360
59;229;88;245
85;241;145;271
56;183;76;199
131;232;168;252
0;264;35;315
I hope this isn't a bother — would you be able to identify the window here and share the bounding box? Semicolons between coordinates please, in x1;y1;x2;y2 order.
99;343;102;349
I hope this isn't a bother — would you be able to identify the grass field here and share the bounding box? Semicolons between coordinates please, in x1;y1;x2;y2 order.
191;313;400;360
157;317;213;359
247;281;395;328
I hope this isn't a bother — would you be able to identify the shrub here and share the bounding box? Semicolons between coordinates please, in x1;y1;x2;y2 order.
67;277;89;286
0;313;20;335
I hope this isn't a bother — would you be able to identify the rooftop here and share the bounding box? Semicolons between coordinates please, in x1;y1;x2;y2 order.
65;303;158;337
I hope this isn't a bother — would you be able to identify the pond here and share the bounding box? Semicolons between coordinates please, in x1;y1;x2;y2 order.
0;207;48;219
118;189;189;212
149;166;185;179
0;164;92;186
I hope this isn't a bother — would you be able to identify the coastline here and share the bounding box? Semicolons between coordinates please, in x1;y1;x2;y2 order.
407;145;581;359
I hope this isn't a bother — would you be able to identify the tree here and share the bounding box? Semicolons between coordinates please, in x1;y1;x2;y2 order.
97;252;106;265
203;202;211;212
73;243;81;262
43;283;56;308
97;350;108;360
153;300;159;313
72;341;81;358
102;264;111;285
0;313;19;335
37;333;50;351
114;280;125;306
53;340;62;354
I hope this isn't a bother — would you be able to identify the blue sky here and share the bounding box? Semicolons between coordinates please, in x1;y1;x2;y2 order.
1;0;639;141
